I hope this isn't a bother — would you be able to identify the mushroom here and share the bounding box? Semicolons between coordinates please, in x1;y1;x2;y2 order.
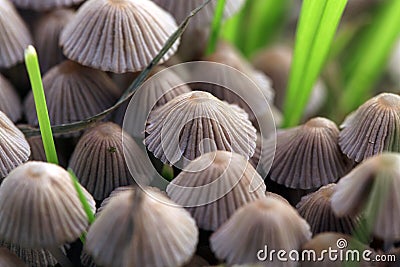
261;117;353;189
339;93;400;162
210;196;311;266
0;247;27;267
0;111;30;181
296;184;361;235
0;0;32;68
0;74;22;122
10;0;84;11
84;186;198;267
145;91;257;166
166;151;266;231
60;0;179;73
389;39;400;85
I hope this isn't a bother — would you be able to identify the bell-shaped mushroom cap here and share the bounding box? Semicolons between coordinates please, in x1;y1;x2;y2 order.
0;247;27;267
24;60;120;131
33;9;75;73
167;151;266;231
0;161;95;248
85;186;198;267
69;122;151;201
0;112;30;180
296;184;361;235
339;93;400;162
60;0;179;73
10;0;84;10
0;74;22;122
331;153;400;241
262;117;353;189
210;196;311;266
152;0;245;32
145;91;257;166
0;0;32;68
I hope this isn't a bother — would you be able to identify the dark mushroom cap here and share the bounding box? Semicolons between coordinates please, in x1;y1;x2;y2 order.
339;93;400;162
0;247;27;267
262;117;353;189
10;0;84;11
60;0;179;73
0;74;22;122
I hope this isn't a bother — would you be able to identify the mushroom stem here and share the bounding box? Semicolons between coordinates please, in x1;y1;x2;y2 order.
48;247;73;267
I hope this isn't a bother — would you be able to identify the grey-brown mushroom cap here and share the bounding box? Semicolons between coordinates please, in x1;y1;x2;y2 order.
0;111;30;180
210;196;312;266
0;74;22;122
10;0;84;11
167;151;266;231
145;91;257;166
331;153;400;241
0;161;95;248
339;93;400;162
0;0;32;68
60;0;179;73
262;117;353;189
85;187;198;267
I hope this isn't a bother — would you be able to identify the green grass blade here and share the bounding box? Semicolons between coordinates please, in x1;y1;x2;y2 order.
282;0;348;127
339;0;400;114
206;0;226;55
24;46;58;164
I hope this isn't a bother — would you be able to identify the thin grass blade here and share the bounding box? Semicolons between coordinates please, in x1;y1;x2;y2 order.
206;0;226;55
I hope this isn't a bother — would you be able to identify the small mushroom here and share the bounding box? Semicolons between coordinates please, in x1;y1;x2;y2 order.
84;186;198;267
0;111;30;180
210;196;311;266
0;161;95;248
261;117;353;189
296;184;361;235
0;0;32;68
0;74;22;122
145;91;257;166
60;0;179;73
10;0;84;11
0;247;27;267
339;93;400;162
166;151;266;231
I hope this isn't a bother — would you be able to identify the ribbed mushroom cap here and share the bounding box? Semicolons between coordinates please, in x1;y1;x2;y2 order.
33;9;75;73
296;184;361;235
60;0;179;73
145;91;257;166
69;122;151;201
339;93;400;162
210;196;311;266
166;151;266;231
85;187;198;267
26;136;47;162
262;117;353;189
0;247;27;267
152;0;245;32
0;74;22;122
10;0;84;10
331;153;400;241
0;0;32;68
0;111;30;180
24;60;120;132
0;161;95;248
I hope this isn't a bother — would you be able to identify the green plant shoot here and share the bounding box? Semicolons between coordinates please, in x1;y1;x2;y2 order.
69;169;95;225
206;0;226;55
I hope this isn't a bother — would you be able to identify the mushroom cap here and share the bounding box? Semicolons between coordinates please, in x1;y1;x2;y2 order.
0;161;95;248
60;0;179;73
0;111;30;180
0;74;22;122
10;0;84;11
0;247;27;267
24;60;120;133
262;117;353;189
296;184;361;235
210;196;311;266
69;122;151;201
331;153;400;241
33;9;75;72
145;91;257;166
85;187;198;267
152;0;245;32
166;151;266;231
0;0;32;68
339;93;400;162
